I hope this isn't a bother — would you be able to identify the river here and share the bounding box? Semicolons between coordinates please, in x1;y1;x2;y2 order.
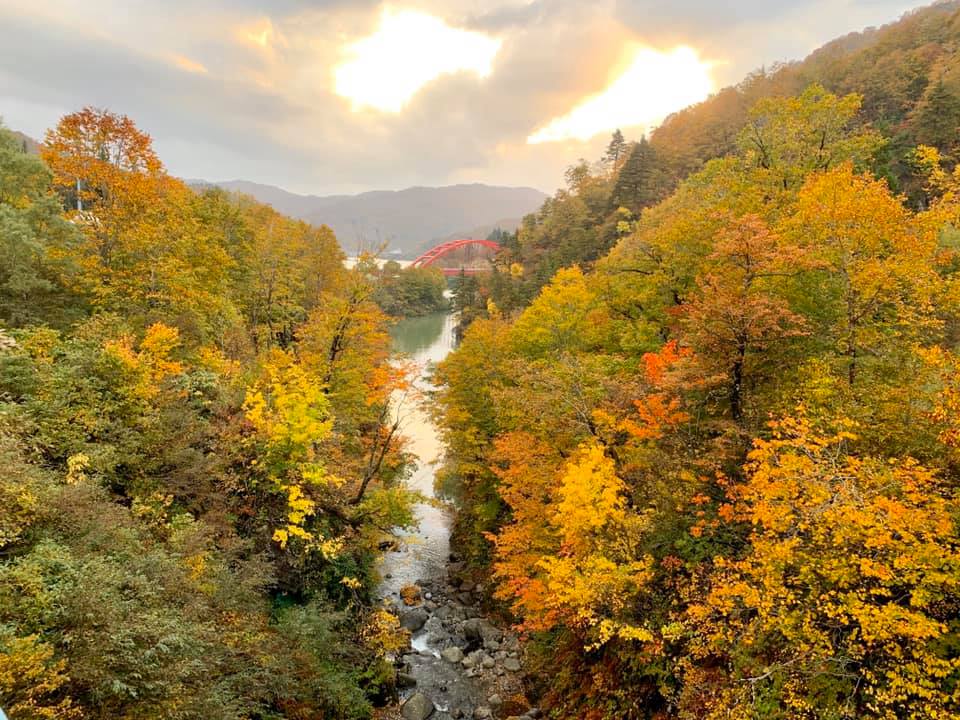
380;312;456;607
379;313;531;720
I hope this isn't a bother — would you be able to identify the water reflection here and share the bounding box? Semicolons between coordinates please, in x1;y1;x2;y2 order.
389;312;450;359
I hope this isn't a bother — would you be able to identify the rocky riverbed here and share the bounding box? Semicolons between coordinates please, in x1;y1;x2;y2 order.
379;314;538;720
377;568;538;720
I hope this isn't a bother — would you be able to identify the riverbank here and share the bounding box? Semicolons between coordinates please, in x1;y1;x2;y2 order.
380;314;537;720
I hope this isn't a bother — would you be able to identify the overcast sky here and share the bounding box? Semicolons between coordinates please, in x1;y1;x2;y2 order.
0;0;929;195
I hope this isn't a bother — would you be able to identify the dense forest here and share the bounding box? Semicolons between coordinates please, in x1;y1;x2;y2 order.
479;0;960;314
0;110;415;719
371;262;449;318
6;1;960;719
435;2;960;717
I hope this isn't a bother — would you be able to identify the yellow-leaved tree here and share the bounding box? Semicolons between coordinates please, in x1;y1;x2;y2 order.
0;632;81;720
684;412;960;719
491;438;654;647
243;348;343;556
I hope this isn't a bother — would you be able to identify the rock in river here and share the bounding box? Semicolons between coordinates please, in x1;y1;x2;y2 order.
462;618;502;646
440;646;464;663
400;606;430;632
401;691;435;720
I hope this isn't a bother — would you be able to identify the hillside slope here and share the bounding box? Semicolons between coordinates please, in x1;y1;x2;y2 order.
194;180;547;258
481;0;960;317
648;0;960;195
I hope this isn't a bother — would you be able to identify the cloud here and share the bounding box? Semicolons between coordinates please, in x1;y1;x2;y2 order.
170;54;209;74
528;45;714;143
236;17;285;51
333;8;502;112
0;0;932;196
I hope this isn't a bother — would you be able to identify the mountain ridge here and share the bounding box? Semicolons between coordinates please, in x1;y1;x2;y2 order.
189;179;548;257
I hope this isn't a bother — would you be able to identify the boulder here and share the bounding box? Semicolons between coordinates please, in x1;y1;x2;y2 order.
440;646;464;663
462;618;502;646
399;607;429;632
401;691;435;720
503;657;522;672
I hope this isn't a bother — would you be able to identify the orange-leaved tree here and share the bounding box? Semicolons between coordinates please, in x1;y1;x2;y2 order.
680;213;807;423
42;108;233;332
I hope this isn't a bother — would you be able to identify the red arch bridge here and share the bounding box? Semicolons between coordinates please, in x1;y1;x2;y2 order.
409;238;499;276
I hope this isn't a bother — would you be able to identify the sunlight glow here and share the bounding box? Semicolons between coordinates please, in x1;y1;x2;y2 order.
170;54;208;74
333;8;501;113
237;18;281;51
528;46;714;143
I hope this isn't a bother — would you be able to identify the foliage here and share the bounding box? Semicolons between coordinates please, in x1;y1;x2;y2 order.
434;81;960;718
0;125;80;326
372;262;449;317
685;414;960;719
0;110;413;718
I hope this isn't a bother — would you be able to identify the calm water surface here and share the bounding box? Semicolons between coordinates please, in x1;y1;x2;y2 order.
378;313;456;605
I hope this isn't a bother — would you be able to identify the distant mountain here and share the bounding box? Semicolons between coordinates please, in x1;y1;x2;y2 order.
190;180;547;258
10;130;40;154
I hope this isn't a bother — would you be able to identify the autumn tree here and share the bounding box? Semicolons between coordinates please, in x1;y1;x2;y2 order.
686;413;960;719
41;109;235;335
738;83;884;196
784;163;939;385
680;214;806;422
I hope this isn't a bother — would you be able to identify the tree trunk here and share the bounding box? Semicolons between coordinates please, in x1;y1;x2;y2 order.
730;339;746;423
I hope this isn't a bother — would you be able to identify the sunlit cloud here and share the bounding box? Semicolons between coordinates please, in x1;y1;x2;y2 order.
528;45;715;143
170;54;208;74
237;17;284;52
333;8;502;113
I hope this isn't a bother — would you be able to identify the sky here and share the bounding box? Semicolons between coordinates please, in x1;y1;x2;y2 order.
0;0;931;195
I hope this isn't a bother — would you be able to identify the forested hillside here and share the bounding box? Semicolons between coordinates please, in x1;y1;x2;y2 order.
193;180;547;259
436;75;960;720
478;0;960;315
6;2;960;719
0;110;414;719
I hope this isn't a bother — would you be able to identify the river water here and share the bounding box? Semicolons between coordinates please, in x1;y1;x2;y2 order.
379;312;456;609
378;313;530;719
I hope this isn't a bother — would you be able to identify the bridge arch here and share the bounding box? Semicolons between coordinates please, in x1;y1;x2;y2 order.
410;238;499;275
